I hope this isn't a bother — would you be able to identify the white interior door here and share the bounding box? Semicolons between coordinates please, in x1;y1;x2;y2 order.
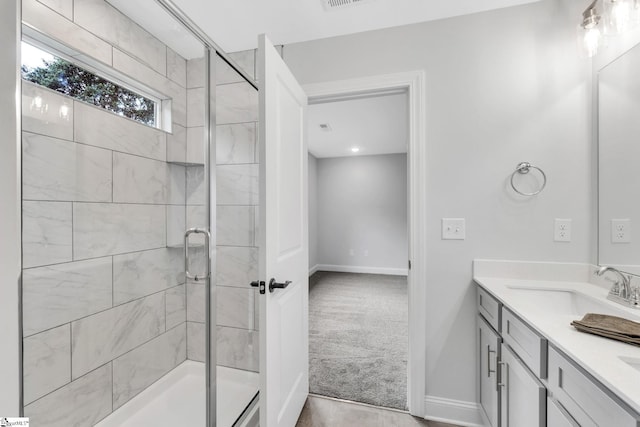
257;34;309;427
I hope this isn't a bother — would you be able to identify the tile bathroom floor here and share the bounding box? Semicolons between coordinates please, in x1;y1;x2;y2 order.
296;395;461;427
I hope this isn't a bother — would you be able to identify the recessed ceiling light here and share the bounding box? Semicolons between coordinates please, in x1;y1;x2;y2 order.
351;147;360;153
319;123;332;131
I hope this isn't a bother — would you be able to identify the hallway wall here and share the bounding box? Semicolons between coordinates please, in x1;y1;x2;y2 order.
284;0;592;422
313;154;408;275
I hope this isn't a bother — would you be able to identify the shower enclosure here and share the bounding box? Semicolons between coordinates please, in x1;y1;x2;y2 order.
19;0;259;425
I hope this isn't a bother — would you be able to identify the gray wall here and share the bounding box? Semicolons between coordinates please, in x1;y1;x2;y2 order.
308;153;319;270
313;154;408;274
0;0;20;416
284;0;592;414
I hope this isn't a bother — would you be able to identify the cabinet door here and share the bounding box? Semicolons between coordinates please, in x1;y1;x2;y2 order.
547;397;579;427
500;344;545;427
479;316;501;427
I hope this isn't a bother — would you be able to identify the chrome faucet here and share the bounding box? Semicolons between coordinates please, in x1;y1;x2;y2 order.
595;266;636;307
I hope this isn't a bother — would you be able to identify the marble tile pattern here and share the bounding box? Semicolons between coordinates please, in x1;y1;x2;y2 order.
37;0;73;20
216;246;259;288
186;126;205;164
24;363;112;427
71;292;166;379
216;50;255;85
166;205;186;247
112;248;184;305
166;284;187;329
186;321;205;362
186;283;206;323
20;3;198;425
23;0;113;65
111;48;187;127
22;82;74;141
74;102;166;161
167;123;187;163
23;132;112;202
217;286;255;329
22;201;72;268
186;165;206;205
187;57;205;89
217;326;259;372
73;203;166;259
217;164;259;206
187;88;205;128
216;205;255;246
74;0;167;74
23;324;71;405
216;123;257;165
216;82;259;125
22;257;113;336
167;47;187;87
112;324;186;409
112;152;185;204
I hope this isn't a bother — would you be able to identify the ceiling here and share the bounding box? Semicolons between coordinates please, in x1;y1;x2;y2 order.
171;0;540;52
308;92;408;159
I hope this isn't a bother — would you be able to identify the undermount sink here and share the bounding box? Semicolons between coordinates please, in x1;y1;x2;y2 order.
506;286;629;317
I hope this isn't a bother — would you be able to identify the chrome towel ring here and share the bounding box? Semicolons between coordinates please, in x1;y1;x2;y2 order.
510;162;546;196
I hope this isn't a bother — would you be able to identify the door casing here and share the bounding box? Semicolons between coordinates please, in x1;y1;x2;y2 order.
303;70;427;417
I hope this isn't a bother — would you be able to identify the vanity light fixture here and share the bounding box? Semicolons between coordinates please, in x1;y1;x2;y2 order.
579;0;638;57
579;0;604;57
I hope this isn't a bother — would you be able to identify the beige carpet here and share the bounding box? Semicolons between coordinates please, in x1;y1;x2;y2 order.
309;271;408;410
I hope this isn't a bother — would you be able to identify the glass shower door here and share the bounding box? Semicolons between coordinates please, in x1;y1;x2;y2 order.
19;0;212;425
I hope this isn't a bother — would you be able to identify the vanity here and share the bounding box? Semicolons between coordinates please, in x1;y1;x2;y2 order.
474;260;640;427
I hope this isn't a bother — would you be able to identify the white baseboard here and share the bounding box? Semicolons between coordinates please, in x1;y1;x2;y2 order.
314;264;408;276
424;395;483;427
309;264;320;276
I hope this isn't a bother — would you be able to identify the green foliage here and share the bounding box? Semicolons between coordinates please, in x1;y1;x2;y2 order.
22;57;155;125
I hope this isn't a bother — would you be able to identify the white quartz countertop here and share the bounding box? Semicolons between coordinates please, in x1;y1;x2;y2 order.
474;261;640;414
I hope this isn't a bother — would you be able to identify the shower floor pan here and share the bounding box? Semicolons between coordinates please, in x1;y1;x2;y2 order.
95;361;259;427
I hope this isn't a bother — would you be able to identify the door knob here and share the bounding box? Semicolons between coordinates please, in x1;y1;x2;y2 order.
269;278;291;293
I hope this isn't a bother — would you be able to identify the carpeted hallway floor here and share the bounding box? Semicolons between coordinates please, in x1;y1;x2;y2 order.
309;271;408;410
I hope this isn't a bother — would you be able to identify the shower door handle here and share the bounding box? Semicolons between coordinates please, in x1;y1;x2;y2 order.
184;228;211;282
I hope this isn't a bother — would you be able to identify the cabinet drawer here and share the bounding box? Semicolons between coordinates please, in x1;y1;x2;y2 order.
548;346;639;427
478;286;501;332
547;397;579;427
501;308;547;378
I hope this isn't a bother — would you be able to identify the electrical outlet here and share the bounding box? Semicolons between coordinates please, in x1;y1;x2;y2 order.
442;218;465;240
611;219;631;243
554;219;572;242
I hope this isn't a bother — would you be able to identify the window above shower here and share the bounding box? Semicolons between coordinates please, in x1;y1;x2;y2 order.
21;41;160;128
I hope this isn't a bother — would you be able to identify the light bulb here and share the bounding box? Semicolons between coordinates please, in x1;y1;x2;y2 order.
351;147;360;153
578;24;603;57
603;0;633;35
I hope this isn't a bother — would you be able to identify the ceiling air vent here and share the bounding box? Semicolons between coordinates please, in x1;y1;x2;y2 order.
322;0;375;11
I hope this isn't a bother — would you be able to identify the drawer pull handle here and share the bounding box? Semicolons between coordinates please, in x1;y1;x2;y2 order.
488;346;496;377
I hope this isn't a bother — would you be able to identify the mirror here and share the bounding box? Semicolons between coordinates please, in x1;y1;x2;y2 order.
598;41;640;276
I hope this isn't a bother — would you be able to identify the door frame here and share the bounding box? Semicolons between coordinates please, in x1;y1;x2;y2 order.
303;70;427;417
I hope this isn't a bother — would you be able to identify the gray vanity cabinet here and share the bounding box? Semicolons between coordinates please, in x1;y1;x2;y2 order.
479;315;501;427
499;343;546;427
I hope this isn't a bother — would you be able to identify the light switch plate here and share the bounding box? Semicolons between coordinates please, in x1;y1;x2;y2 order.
442;218;465;240
611;219;631;243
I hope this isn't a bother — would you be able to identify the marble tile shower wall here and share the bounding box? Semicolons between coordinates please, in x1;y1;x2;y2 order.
20;1;196;425
184;50;260;373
